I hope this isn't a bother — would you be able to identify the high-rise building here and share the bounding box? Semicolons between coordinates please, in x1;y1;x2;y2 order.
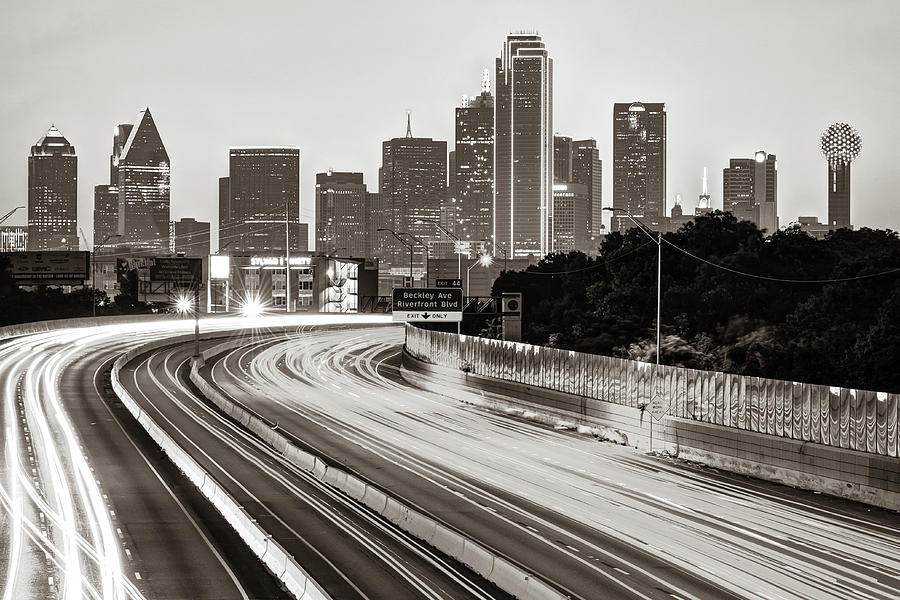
117;108;170;252
494;32;553;258
722;151;778;234
552;182;589;253
553;135;573;184
572;139;602;239
0;226;28;252
455;69;494;244
315;170;369;258
380;118;447;267
219;147;304;254
27;125;77;250
172;218;210;257
94;124;133;250
612;102;666;233
820;123;862;231
670;194;693;231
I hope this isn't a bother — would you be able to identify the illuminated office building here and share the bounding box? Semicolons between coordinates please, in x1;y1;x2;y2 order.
219;147;305;254
722;151;778;234
28;125;77;250
315;170;369;258
612;102;666;233
117;109;170;252
494;32;553;257
455;69;494;243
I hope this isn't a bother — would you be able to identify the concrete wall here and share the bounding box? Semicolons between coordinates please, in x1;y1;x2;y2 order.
401;348;900;512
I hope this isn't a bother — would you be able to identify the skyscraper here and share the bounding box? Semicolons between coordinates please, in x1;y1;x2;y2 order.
380;119;447;267
820;123;862;231
172;218;210;257
94;124;132;250
27;125;77;251
572;139;602;240
553;135;573;184
117;109;170;253
455;69;494;244
315;170;369;258
220;147;304;253
494;32;553;257
612;102;666;233
552;182;589;253
722;151;778;234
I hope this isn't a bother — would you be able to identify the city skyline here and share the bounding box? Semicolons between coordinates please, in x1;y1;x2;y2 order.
1;0;898;249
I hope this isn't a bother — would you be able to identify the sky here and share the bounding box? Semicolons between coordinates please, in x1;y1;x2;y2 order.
1;0;898;249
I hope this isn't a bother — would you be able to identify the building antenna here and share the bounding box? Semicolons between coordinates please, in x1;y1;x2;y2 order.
702;166;708;196
406;110;412;138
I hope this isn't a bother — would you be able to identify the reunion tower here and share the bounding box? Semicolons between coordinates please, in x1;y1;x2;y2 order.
820;123;862;230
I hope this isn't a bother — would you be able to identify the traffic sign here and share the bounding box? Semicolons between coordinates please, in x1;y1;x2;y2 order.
436;278;462;288
649;394;668;421
392;287;463;322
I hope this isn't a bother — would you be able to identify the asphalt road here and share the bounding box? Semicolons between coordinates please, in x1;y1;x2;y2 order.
196;324;900;600
116;326;513;600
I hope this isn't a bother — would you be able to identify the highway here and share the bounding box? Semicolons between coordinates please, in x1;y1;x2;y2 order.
3;316;899;600
194;324;900;600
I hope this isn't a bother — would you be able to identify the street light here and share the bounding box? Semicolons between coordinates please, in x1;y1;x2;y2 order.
400;232;429;287
92;233;121;317
604;207;664;451
417;218;461;280
495;245;507;273
0;206;25;226
466;253;493;297
377;227;414;283
173;290;200;357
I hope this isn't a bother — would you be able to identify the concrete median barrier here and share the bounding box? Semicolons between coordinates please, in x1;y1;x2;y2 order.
112;342;334;600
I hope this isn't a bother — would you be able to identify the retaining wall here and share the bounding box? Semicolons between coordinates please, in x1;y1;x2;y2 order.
402;332;900;512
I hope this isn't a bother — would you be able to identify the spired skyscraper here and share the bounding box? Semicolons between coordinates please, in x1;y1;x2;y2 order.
454;69;494;244
612;102;666;232
494;32;553;258
117;108;171;253
28;125;78;251
380;117;447;267
219;147;305;254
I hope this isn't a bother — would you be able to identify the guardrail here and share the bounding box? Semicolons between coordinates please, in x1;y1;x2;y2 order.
110;335;332;600
405;324;900;459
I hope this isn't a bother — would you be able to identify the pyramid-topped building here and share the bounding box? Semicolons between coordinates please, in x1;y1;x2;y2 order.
28;125;78;250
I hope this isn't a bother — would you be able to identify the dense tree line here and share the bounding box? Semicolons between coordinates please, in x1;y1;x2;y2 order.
0;256;150;326
491;212;900;393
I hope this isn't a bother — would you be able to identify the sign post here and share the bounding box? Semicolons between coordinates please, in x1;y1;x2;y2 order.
392;287;462;322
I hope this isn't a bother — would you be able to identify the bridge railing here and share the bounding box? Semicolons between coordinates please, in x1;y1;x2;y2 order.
405;324;900;458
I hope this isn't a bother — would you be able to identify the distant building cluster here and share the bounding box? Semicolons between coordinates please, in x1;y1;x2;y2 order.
6;33;865;303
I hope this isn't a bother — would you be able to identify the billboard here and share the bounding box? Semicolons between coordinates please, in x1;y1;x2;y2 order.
1;251;90;285
392;287;463;322
149;257;202;284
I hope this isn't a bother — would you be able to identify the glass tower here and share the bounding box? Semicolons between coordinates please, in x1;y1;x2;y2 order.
117;109;170;252
220;147;303;254
28;125;78;251
494;32;553;258
455;70;494;244
612;102;666;233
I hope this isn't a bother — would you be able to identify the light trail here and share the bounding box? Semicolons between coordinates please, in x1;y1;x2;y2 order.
203;326;900;600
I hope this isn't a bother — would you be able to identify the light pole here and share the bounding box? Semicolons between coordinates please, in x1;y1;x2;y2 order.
174;293;200;357
0;206;25;226
92;234;121;317
401;232;429;287
466;253;493;297
377;228;414;284
284;198;291;313
496;245;507;273
604;207;662;451
417;218;461;280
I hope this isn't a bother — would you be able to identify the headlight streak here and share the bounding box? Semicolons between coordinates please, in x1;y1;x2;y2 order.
143;343;497;600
